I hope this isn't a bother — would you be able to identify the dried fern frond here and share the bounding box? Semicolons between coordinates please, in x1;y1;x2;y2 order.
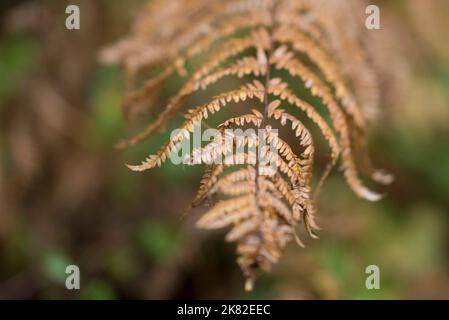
103;0;392;290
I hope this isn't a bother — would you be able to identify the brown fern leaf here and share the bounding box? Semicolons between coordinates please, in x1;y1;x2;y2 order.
103;0;392;290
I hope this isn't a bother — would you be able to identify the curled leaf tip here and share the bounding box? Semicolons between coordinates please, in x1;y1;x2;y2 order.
125;163;144;172
361;187;384;202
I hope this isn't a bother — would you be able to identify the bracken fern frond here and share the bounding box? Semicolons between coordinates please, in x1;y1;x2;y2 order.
102;0;393;290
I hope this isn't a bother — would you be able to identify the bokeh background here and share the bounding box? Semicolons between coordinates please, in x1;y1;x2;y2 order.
0;0;449;299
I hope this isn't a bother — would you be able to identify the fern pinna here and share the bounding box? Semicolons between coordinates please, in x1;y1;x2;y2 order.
102;0;392;290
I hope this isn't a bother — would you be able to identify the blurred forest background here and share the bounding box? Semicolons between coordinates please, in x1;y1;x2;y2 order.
0;0;449;299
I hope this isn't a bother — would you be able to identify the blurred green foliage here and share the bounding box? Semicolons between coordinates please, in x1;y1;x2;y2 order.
136;220;180;261
87;66;125;147
0;35;39;106
81;280;118;300
42;251;72;284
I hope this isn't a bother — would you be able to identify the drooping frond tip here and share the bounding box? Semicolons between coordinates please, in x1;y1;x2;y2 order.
102;0;393;290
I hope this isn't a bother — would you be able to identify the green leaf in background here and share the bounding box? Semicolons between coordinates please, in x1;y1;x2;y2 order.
0;35;39;106
433;62;449;86
41;250;72;284
318;243;348;284
81;280;118;300
104;248;138;282
349;282;398;300
3;216;32;271
136;220;180;261
87;66;124;147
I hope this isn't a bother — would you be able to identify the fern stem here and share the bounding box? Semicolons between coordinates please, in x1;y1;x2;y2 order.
255;4;276;208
